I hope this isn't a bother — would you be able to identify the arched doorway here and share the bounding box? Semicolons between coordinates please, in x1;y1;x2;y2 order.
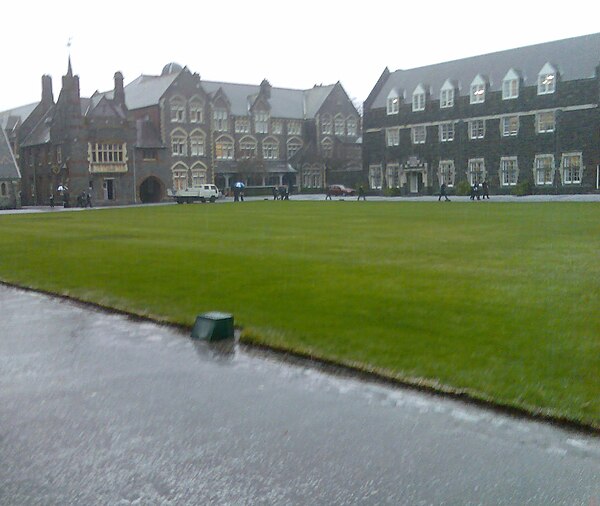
139;176;163;203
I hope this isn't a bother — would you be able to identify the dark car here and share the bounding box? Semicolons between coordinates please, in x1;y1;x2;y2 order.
328;184;356;196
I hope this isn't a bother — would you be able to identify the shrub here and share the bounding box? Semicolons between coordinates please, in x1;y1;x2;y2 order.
455;180;471;196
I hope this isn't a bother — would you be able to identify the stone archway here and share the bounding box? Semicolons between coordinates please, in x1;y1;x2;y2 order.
139;176;163;203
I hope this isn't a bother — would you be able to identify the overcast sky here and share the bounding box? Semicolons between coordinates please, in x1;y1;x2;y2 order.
2;0;598;112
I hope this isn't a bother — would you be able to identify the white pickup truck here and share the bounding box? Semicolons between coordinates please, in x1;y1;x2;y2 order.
169;184;222;204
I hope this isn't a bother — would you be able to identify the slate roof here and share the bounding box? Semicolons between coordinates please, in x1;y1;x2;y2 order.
0;127;20;180
0;102;39;129
370;33;600;109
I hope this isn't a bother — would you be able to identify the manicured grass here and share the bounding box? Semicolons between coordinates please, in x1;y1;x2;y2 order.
0;201;598;426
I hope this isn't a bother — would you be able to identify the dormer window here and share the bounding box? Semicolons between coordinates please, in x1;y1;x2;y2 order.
502;69;520;100
412;85;426;112
470;75;486;104
440;80;455;109
254;110;269;134
538;63;557;95
387;89;400;115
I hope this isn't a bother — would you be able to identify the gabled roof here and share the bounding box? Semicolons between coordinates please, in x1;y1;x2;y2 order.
0;102;39;129
0;127;21;180
370;32;600;109
122;72;180;110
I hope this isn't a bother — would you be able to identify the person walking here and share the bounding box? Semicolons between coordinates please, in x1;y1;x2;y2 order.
325;187;332;200
357;185;366;201
49;194;54;208
438;182;450;201
481;181;490;199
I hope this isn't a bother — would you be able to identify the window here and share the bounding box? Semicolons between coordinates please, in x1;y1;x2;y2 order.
369;164;382;189
387;128;400;146
190;131;205;156
189;98;203;123
502;69;520;100
288;120;302;135
0;182;6;196
440;80;454;108
171;132;187;156
191;164;207;187
412;85;426;112
387;89;400;115
321;138;333;157
469;120;485;140
170;97;185;122
562;153;582;184
468;158;486;185
235;118;250;133
537;111;555;133
90;143;126;163
213;108;228;132
439;123;454;142
534;155;555;185
470;75;486;104
412;126;426;144
142;148;157;160
386;164;400;188
538;63;556;95
502;116;519;137
215;136;234;159
262;138;279;159
239;137;257;159
272;120;283;135
287;138;302;158
334;115;345;135
254;111;269;134
438;160;455;187
347;116;357;137
172;167;188;191
500;157;518;186
321;115;332;134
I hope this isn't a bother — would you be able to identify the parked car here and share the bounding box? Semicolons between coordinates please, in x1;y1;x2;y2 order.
328;184;356;196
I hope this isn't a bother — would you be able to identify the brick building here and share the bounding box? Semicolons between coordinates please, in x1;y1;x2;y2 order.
363;33;600;195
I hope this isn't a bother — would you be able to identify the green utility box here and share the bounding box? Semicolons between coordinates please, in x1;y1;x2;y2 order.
191;312;234;341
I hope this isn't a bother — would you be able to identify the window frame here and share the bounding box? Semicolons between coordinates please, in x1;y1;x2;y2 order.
439;122;455;142
500;156;519;186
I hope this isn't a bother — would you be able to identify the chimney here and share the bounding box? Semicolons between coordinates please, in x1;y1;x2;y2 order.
260;79;271;99
114;71;125;107
41;75;54;104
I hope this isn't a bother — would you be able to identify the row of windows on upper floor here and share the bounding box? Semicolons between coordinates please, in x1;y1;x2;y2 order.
385;111;556;146
319;114;359;137
386;63;559;115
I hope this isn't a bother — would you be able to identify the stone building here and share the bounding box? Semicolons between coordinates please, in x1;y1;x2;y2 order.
0;127;21;209
363;33;600;195
0;61;362;206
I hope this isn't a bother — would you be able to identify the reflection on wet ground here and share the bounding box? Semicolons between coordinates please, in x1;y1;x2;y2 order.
0;284;598;505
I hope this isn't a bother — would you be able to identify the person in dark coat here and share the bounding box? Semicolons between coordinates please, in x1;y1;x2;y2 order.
272;186;278;200
438;182;450;201
49;194;54;208
357;185;366;201
481;181;490;199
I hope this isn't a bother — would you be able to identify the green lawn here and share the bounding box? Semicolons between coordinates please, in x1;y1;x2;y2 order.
0;201;598;427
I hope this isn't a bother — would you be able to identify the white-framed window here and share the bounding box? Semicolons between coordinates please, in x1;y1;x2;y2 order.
412;125;426;144
254;111;269;134
537;111;555;133
272;120;283;135
470;75;486;104
89;143;126;163
288;120;302;135
287;137;303;159
213;108;228;132
438;160;455;187
215;135;234;160
561;152;582;184
235;118;250;133
189;97;204;123
469;119;485;140
500;157;519;186
538;63;557;95
172;165;188;191
387;89;400;115
412;84;426;112
386;163;400;188
334;115;345;135
189;130;205;156
534;154;555;185
468;158;486;185
502;69;520;100
190;163;207;187
321;137;333;157
321;115;332;135
502;116;519;137
439;123;454;142
369;164;382;189
387;128;400;146
440;80;455;108
346;116;358;137
170;130;187;156
262;137;279;159
170;96;185;122
239;136;257;159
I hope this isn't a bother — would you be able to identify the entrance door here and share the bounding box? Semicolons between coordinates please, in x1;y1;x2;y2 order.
409;173;419;193
139;176;162;203
103;179;115;200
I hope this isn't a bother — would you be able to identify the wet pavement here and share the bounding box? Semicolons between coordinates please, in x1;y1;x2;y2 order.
0;285;598;505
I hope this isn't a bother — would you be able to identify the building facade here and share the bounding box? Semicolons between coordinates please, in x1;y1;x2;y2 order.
0;61;362;206
363;33;600;195
0;127;21;209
